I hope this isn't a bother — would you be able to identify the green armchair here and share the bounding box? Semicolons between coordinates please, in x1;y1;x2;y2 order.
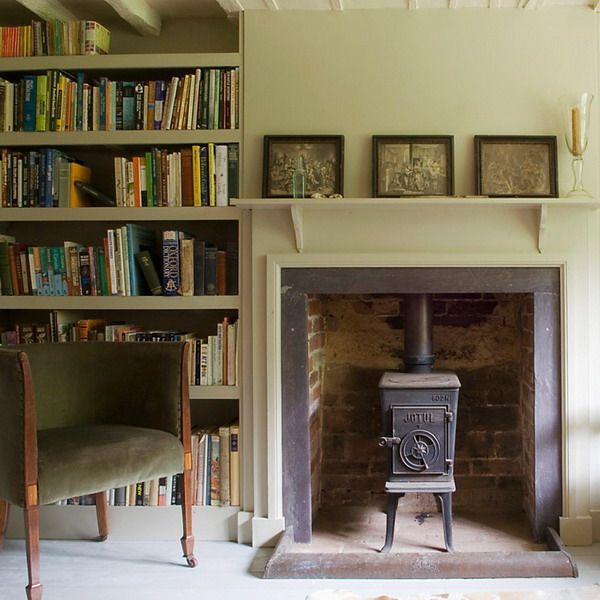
0;342;197;600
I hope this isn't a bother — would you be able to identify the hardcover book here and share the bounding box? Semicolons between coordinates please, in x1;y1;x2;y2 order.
162;230;180;296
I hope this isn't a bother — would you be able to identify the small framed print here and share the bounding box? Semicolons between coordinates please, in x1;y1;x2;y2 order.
372;135;454;197
475;135;558;197
262;135;344;198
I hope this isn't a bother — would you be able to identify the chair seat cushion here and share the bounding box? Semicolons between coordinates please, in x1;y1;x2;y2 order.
37;425;183;506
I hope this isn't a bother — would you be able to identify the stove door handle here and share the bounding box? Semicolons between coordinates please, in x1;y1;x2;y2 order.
378;436;401;448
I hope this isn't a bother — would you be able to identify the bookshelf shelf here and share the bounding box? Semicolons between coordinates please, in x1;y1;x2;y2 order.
7;504;241;541
190;385;239;400
0;295;240;310
0;207;241;221
0;129;240;146
0;52;240;72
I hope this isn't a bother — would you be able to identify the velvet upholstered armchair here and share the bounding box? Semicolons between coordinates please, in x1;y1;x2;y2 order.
0;341;197;600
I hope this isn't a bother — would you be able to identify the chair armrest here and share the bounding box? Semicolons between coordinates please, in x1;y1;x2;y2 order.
0;349;38;507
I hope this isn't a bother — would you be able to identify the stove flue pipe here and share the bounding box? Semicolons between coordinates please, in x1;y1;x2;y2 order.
403;293;434;374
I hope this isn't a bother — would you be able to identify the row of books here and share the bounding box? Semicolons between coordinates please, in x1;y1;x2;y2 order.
56;422;240;507
0;20;110;57
0;228;238;297
3;314;239;387
113;144;239;208
0;148;91;208
0;144;239;208
0;67;238;133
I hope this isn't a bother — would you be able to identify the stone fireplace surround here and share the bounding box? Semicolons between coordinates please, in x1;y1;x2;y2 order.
279;266;561;544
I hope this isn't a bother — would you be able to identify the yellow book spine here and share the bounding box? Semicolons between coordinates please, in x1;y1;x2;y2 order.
208;142;215;207
192;145;201;207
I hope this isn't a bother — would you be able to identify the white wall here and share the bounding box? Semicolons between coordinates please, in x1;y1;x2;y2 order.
241;7;600;546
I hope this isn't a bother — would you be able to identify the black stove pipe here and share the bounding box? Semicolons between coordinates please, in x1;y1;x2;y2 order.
403;294;434;374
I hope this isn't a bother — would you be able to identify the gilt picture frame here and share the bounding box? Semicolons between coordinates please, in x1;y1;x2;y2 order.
262;135;344;198
372;135;454;197
475;135;558;198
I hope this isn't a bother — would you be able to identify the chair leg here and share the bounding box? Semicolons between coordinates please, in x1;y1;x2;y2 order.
180;471;197;567
24;504;43;600
94;492;109;541
0;499;9;549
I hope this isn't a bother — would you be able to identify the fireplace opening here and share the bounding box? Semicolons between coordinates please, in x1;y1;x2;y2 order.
308;292;534;540
280;267;560;551
268;266;568;577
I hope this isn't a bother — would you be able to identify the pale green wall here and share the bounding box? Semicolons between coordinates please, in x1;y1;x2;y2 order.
243;8;598;199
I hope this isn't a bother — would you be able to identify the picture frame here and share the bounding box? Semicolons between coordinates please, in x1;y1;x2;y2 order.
372;135;454;197
262;135;344;198
475;135;558;197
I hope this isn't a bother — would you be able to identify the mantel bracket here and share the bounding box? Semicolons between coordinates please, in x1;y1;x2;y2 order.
538;204;547;254
290;205;304;253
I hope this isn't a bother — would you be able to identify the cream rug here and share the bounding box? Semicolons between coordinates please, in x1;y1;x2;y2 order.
305;586;600;600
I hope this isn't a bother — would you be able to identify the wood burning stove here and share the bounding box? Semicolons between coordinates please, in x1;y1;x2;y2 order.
378;294;461;553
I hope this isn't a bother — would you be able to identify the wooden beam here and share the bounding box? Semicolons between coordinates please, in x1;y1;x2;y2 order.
15;0;77;22
103;0;162;37
214;0;244;13
330;0;344;9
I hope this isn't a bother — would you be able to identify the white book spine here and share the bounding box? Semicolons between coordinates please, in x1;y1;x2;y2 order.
215;144;228;207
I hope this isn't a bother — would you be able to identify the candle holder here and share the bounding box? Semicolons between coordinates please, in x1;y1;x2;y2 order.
559;92;594;197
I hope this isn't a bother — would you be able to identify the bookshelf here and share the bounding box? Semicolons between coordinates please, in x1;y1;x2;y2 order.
0;51;243;540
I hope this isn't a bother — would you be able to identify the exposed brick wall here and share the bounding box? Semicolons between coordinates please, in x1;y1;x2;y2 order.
317;293;527;514
519;295;535;524
307;295;325;516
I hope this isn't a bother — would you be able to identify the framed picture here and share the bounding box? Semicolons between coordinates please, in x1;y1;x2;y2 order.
372;135;454;197
262;135;344;198
475;135;558;197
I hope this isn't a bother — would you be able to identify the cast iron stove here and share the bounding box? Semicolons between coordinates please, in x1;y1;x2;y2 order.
378;294;461;553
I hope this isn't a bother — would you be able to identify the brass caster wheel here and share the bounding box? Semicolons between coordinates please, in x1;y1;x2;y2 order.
185;555;198;568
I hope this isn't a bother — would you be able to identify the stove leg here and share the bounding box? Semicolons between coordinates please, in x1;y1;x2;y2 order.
435;492;454;552
380;493;403;553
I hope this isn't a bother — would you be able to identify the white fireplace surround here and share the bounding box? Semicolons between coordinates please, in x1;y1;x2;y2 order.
239;200;600;547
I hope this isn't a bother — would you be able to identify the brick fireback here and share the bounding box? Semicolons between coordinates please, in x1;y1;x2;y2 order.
308;293;533;515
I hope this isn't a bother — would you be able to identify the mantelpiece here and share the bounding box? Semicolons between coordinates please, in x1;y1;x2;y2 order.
233;197;600;254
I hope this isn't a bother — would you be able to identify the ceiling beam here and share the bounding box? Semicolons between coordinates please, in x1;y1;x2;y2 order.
330;0;344;9
519;0;544;8
214;0;244;13
14;0;77;22
103;0;161;36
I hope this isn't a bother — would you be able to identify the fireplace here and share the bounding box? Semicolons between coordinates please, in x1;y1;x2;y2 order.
279;267;561;545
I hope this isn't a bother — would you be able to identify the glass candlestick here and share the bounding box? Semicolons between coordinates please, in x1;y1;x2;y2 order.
559;92;594;197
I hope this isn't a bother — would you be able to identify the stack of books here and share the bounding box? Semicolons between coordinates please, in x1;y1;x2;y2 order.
0;66;237;132
0;227;238;297
0;20;110;57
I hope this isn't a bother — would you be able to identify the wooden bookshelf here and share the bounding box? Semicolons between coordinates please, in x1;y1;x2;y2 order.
0;51;244;540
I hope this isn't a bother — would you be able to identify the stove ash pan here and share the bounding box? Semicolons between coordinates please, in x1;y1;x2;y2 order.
379;371;460;492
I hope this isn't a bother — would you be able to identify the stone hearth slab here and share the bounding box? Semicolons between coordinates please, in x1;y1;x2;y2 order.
263;510;577;579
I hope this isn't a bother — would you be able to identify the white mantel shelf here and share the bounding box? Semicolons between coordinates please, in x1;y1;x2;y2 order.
232;197;600;253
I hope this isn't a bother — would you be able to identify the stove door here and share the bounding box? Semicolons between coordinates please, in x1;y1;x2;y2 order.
391;405;449;475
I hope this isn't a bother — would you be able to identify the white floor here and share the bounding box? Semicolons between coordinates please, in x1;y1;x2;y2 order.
0;539;599;600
